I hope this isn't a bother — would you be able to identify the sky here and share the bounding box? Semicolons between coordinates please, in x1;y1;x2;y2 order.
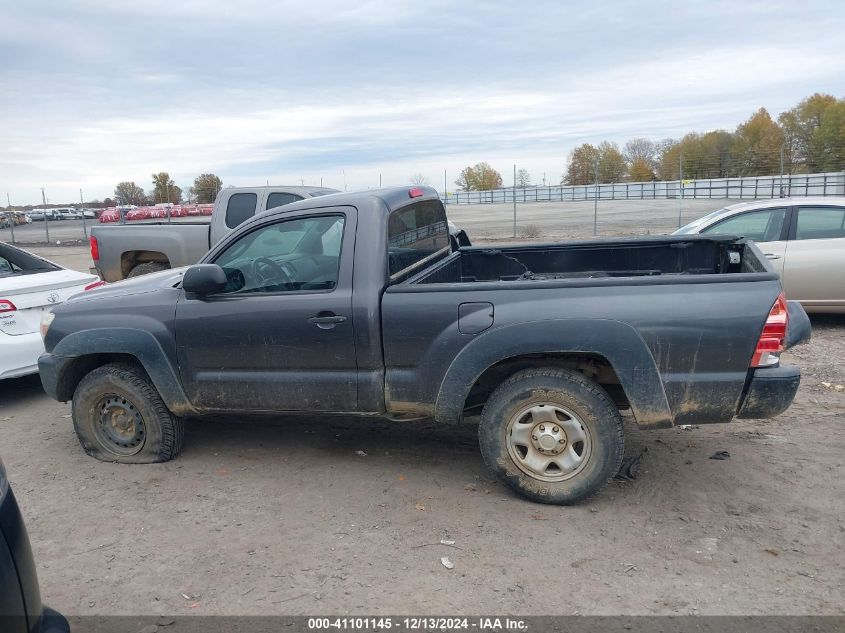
1;0;844;205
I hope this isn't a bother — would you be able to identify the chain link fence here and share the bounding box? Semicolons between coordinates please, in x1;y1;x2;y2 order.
3;172;844;246
444;171;845;204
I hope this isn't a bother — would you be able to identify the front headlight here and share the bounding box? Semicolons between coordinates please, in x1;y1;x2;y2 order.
40;310;55;339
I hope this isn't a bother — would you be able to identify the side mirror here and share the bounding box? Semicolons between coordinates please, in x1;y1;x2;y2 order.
182;264;228;295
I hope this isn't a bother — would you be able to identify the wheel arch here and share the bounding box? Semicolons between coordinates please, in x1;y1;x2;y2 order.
42;328;196;416
121;250;170;278
433;319;674;429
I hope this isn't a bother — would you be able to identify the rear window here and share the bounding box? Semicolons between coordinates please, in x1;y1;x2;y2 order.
795;207;845;240
225;193;258;229
0;244;61;277
266;192;303;210
387;200;450;277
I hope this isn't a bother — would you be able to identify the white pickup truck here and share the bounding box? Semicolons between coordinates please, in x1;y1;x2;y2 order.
90;186;337;280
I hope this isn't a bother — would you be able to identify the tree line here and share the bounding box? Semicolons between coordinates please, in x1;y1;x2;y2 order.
451;93;844;190
564;93;845;185
112;173;223;206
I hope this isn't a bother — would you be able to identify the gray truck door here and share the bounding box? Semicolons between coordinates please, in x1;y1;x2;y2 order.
175;206;358;412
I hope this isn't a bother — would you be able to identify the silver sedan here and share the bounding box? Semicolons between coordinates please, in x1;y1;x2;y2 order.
675;197;845;313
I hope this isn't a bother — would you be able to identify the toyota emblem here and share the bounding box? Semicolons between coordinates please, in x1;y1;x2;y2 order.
47;292;60;304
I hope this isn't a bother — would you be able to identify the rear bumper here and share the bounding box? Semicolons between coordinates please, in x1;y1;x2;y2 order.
36;354;64;402
737;364;801;419
0;332;44;380
785;300;812;349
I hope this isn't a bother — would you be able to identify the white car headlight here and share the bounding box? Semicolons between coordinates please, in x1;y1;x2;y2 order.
40;310;55;339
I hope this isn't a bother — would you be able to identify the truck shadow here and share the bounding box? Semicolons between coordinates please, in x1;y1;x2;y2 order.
182;413;484;470
0;374;46;408
177;412;777;510
807;313;845;329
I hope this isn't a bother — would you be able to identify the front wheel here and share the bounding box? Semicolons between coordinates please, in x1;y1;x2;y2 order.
478;368;624;504
71;363;184;463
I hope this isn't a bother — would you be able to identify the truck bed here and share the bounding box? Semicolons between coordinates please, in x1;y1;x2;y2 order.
383;233;781;429
406;235;765;285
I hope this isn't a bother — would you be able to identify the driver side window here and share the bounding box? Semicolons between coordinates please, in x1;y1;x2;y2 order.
213;214;345;294
701;208;786;242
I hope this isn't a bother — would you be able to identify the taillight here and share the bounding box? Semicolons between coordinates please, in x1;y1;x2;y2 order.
408;187;424;198
90;235;100;261
751;292;788;368
0;299;17;313
84;280;106;291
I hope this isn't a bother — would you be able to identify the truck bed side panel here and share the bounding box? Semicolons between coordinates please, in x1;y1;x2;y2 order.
381;279;781;427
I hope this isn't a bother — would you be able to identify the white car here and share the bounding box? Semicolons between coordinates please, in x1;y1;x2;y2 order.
1;242;100;379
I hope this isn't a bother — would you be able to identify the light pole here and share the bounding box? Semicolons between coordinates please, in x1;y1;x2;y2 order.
593;160;599;236
79;189;88;239
42;188;50;243
6;192;15;244
513;164;517;238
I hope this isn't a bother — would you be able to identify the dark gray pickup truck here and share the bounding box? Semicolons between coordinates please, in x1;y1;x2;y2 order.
39;186;810;504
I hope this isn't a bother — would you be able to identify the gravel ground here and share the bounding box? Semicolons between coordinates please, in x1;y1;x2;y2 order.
2;202;843;616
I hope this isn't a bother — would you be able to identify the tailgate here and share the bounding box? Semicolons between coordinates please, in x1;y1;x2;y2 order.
0;271;96;335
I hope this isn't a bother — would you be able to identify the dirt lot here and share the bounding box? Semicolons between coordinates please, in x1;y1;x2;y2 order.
2;206;844;616
446;198;733;240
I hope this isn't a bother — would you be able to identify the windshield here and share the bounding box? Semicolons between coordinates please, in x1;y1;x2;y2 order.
674;208;731;234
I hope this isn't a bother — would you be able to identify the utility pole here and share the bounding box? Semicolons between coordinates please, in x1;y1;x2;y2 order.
379;173;382;188
677;152;684;228
6;193;15;243
444;169;447;203
779;145;785;197
342;170;347;191
79;189;88;239
513;164;517;238
165;181;172;223
593;160;599;236
41;188;50;243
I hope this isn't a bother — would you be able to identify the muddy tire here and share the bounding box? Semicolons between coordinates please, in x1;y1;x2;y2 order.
71;363;184;463
478;367;624;505
127;261;169;278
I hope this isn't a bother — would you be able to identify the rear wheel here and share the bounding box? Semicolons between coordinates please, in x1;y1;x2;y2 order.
478;367;624;504
71;363;184;463
127;261;169;278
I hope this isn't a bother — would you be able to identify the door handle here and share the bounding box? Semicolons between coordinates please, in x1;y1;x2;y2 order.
764;253;782;260
308;313;347;329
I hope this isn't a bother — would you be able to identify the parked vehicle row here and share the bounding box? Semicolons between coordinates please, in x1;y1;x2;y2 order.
39;186;810;505
12;208;96;222
98;203;214;223
1;212;33;229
